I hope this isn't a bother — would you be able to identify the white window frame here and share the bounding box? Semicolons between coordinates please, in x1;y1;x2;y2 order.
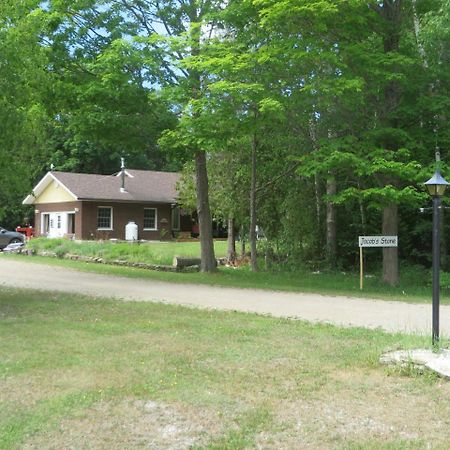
143;208;157;231
41;213;50;234
171;206;180;231
97;206;113;230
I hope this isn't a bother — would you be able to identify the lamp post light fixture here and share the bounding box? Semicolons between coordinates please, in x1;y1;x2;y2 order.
424;156;450;346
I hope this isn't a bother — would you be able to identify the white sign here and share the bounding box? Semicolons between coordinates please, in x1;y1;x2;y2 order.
358;236;398;248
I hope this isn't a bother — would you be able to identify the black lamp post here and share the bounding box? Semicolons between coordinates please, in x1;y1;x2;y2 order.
424;156;449;346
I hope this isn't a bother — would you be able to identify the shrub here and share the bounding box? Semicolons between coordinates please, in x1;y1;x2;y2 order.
54;244;69;259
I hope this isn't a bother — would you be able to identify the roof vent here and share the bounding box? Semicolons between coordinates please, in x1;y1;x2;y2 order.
120;157;127;193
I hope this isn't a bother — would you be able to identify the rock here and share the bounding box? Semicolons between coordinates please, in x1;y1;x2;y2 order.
216;257;228;266
181;265;200;273
380;348;450;379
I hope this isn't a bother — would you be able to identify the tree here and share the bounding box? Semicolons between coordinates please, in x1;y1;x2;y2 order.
255;0;369;267
112;0;227;272
256;0;444;283
39;1;176;174
0;1;51;227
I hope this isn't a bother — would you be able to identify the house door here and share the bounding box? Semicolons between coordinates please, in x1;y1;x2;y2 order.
67;213;75;235
48;213;67;238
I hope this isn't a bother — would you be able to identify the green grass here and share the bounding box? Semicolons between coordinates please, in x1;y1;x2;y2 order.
2;288;450;449
7;252;448;304
27;237;228;266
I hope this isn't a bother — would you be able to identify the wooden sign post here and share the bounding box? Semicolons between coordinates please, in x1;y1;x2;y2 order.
358;236;398;290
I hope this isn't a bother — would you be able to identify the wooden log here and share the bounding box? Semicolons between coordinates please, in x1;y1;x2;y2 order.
172;256;202;269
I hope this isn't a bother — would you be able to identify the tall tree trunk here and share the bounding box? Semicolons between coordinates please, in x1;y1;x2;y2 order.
227;216;236;263
240;224;246;258
326;172;337;266
309;118;322;244
249;133;258;272
382;203;398;285
411;0;429;69
314;173;321;238
195;150;216;272
188;14;216;273
358;181;367;234
358;186;367;271
379;0;402;285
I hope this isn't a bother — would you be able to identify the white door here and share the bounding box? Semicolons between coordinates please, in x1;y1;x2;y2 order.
48;213;68;238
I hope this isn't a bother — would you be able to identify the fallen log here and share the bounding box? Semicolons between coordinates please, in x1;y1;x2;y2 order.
172;256;202;269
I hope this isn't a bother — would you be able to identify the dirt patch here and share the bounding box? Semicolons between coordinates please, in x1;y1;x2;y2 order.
255;370;450;448
22;398;223;449
0;369;111;409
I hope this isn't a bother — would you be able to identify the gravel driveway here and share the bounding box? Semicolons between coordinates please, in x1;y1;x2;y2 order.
1;257;448;335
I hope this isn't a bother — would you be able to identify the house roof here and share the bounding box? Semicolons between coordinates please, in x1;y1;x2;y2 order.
23;170;181;205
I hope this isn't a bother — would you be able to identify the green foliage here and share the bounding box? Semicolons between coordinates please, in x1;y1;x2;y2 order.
0;1;52;227
1;0;449;275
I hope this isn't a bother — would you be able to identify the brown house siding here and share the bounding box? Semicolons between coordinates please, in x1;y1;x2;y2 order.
80;201;172;240
33;201;191;241
34;202;82;238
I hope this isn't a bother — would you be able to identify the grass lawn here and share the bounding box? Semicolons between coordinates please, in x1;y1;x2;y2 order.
27;238;229;266
2;288;450;449
7;251;449;304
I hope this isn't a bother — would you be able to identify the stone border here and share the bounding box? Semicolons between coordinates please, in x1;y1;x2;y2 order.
15;249;199;273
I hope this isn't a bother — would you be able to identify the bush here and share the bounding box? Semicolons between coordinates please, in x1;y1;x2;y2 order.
54;244;69;259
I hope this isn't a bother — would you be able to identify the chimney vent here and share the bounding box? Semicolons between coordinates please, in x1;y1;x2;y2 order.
120;157;126;193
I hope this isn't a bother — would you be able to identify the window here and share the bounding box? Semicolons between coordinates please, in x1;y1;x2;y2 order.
42;214;50;234
57;215;61;229
143;208;157;230
171;206;180;230
97;207;113;230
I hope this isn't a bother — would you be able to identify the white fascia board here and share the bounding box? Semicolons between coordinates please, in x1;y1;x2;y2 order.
22;172;78;205
22;195;35;205
23;172;53;205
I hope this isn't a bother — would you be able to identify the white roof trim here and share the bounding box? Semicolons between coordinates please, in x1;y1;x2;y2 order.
22;172;78;205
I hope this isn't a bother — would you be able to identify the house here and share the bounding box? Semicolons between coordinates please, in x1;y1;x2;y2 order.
23;168;192;240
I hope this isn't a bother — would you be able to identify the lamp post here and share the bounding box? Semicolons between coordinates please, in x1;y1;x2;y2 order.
424;154;449;346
